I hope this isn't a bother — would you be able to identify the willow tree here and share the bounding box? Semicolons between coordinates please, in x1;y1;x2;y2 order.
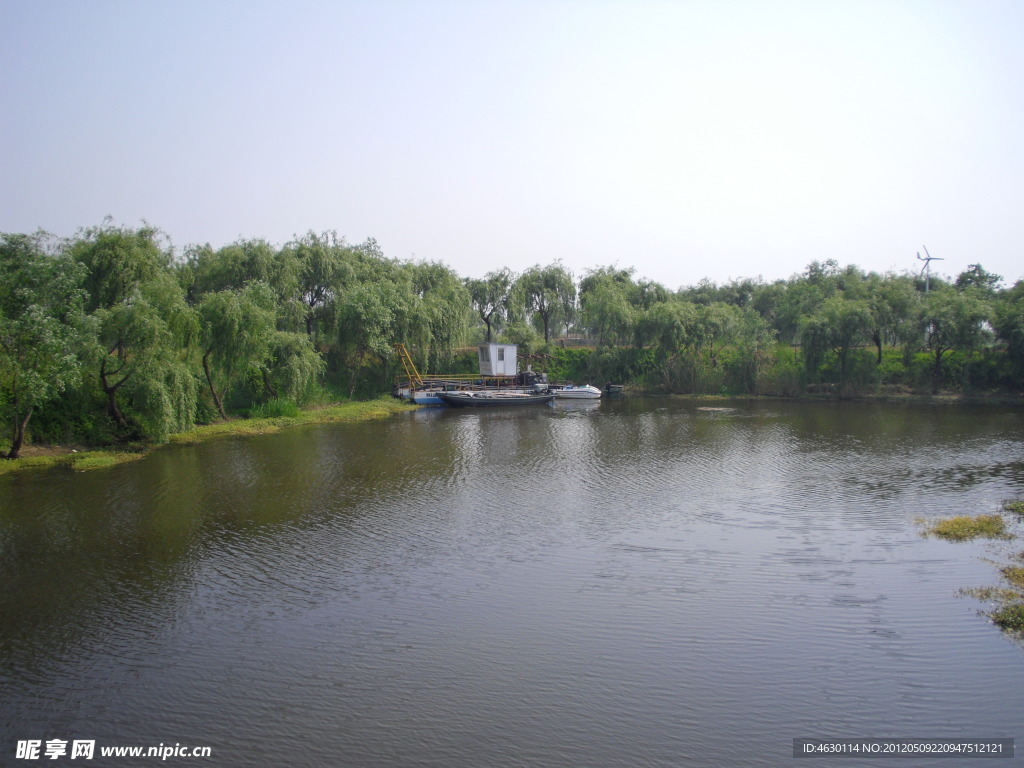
995;280;1024;380
799;295;873;384
262;331;325;402
730;308;776;395
517;263;575;343
635;299;697;352
197;283;278;419
186;238;297;302
336;279;410;398
694;302;741;368
288;230;354;340
69;224;200;438
90;274;200;438
68;221;170;312
466;268;513;342
408;261;472;369
919;287;992;393
580;277;636;348
867;273;919;364
0;233;91;458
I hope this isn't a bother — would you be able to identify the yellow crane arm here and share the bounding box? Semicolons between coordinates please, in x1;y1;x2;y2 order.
394;343;423;388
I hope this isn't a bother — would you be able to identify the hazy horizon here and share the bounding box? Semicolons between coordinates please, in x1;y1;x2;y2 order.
3;1;1022;290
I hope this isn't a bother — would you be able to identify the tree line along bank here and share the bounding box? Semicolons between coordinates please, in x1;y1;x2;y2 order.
2;222;1022;458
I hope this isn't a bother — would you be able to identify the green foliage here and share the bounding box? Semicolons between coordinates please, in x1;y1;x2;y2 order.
500;320;542;356
406;261;472;369
543;347;592;382
919;287;992;393
765;345;804;396
693;302;741;366
635;300;696;351
876;348;910;386
248;398;301;419
817;349;880;397
516;262;576;343
0;232;92;456
198;283;279;418
67;221;170;312
799;295;873;384
265;331;324;403
287;230;353;340
466;268;513;342
579;266;638;347
956;263;1003;294
994;280;1024;382
25;383;117;446
4;221;1024;452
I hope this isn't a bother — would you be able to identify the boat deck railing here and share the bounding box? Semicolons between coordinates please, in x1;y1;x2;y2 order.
394;374;523;392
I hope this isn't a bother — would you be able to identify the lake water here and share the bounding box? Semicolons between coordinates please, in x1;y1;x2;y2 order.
2;398;1023;767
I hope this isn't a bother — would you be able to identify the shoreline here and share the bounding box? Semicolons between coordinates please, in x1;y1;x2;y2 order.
0;397;417;476
2;389;1020;476
639;390;1024;406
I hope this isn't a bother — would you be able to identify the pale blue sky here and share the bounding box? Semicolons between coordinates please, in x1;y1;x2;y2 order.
2;0;1022;289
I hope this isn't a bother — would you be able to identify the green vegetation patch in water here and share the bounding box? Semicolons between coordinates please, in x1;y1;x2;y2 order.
991;603;1024;633
1002;499;1024;519
959;586;1021;602
944;499;1024;638
924;514;1010;541
1001;566;1024;590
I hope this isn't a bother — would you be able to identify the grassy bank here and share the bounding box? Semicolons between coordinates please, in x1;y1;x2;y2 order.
168;397;415;445
0;397;416;476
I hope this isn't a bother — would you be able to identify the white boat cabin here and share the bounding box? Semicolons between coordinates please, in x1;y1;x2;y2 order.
478;343;517;376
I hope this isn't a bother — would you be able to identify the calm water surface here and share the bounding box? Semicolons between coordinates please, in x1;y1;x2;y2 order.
2;399;1024;767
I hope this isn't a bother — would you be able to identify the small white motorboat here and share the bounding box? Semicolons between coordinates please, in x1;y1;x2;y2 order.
553;384;602;400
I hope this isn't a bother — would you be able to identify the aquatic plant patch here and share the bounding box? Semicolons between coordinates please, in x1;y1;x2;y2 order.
1001;566;1024;590
937;503;1024;639
924;514;1010;541
991;603;1024;633
1002;499;1024;519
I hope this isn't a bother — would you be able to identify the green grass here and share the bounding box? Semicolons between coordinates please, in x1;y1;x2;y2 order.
170;397;415;445
924;514;1010;541
247;398;301;419
68;451;148;471
0;449;147;475
0;455;62;476
1;397;417;474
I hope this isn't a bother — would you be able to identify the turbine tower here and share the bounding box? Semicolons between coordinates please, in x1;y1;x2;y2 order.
917;246;943;294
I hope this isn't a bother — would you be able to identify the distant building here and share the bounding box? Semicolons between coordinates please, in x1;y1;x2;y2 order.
478;343;516;376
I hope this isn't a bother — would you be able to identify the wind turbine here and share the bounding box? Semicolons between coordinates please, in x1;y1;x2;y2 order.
917;246;943;294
